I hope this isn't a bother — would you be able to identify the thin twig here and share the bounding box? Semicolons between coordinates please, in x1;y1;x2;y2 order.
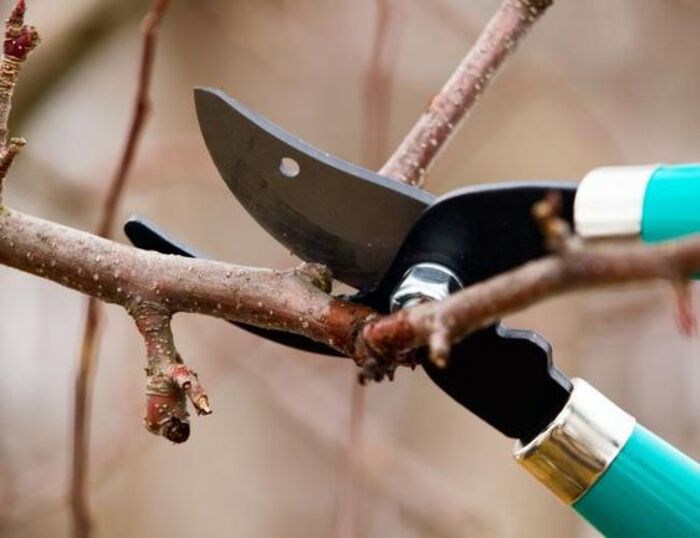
71;1;171;537
331;379;367;538
380;0;555;186
361;0;403;169
363;233;700;364
225;337;495;536
333;2;408;531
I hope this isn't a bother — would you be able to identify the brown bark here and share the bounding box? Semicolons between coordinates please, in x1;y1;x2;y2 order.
0;208;374;355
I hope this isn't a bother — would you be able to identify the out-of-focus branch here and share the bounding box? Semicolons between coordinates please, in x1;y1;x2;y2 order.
225;338;497;537
71;2;170;536
361;0;403;169
94;0;169;238
380;0;555;186
333;1;405;535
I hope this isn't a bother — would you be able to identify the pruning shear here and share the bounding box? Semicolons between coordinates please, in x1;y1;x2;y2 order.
125;88;700;537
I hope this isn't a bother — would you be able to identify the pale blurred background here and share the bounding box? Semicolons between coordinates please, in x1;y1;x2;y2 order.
1;0;699;536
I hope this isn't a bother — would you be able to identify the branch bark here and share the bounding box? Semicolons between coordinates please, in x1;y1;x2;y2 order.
0;208;375;352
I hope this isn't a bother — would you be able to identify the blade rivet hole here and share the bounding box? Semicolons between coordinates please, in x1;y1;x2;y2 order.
279;157;300;178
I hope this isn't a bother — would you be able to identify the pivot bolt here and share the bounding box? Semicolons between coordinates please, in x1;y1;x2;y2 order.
389;262;463;312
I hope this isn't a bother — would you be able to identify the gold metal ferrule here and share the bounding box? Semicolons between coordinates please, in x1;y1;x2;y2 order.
513;378;635;504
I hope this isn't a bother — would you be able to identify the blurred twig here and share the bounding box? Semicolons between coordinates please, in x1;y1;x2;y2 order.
333;1;406;534
71;1;171;537
361;0;404;169
218;336;497;537
421;0;478;40
331;378;368;538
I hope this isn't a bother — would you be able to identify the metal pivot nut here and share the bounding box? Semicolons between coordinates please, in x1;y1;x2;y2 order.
389;263;463;312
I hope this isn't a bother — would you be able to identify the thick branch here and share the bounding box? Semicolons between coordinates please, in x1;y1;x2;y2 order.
6;187;700;376
380;0;554;186
0;208;375;356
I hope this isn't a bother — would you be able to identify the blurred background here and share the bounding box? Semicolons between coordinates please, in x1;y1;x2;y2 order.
1;0;700;536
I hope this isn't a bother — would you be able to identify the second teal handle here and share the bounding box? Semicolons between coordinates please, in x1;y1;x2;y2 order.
642;164;700;243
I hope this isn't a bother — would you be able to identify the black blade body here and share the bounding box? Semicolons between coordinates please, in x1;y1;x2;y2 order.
360;182;577;442
194;87;433;289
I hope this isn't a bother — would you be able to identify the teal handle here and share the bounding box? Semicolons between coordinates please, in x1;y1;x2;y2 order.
574;424;700;537
642;164;700;242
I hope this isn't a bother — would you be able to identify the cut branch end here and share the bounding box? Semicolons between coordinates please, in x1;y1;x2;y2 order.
134;310;212;443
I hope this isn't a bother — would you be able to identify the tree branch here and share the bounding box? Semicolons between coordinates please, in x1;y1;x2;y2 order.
361;0;403;169
363;232;700;366
380;0;554;186
2;0;698;461
0;208;375;352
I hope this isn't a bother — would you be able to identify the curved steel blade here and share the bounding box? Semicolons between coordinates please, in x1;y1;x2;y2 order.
195;87;434;289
